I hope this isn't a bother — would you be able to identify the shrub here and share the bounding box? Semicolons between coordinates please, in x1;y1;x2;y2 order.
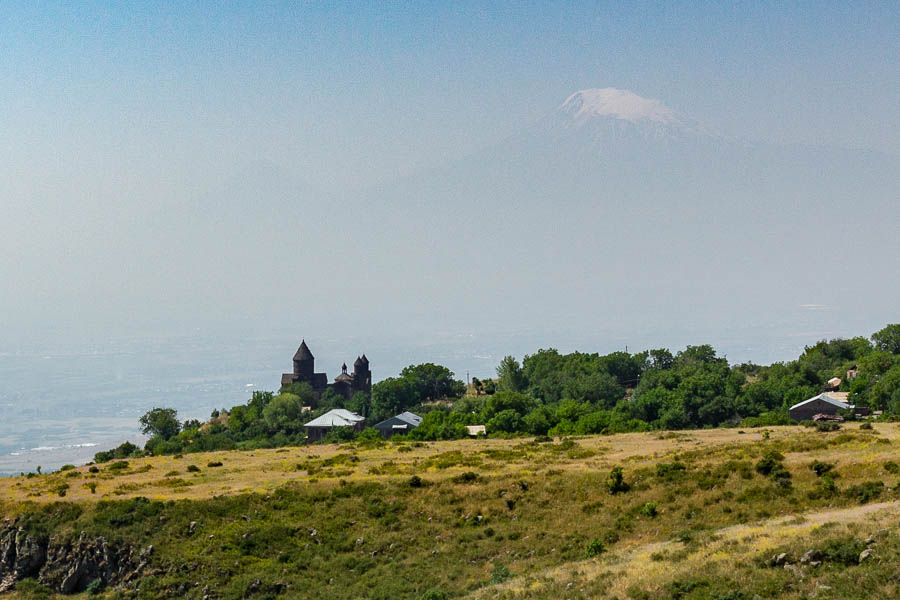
107;460;129;471
809;460;835;477
585;538;606;557
860;422;873;430
816;421;841;432
452;471;479;484
186;465;201;473
640;502;659;518
88;466;99;473
655;461;687;480
845;480;884;504
490;563;512;584
55;483;69;497
408;475;424;488
58;464;76;471
12;578;52;599
607;467;630;494
755;451;784;476
884;461;899;474
821;536;867;565
418;591;448;600
84;482;98;494
86;578;104;595
207;461;224;468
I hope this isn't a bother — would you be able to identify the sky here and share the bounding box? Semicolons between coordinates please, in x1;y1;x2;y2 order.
1;1;899;357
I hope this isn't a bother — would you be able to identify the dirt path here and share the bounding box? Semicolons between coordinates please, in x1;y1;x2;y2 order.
469;500;900;599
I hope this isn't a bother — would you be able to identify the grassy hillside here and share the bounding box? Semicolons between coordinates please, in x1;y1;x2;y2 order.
3;424;900;599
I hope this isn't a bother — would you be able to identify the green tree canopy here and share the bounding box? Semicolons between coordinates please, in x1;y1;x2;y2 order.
262;393;302;433
400;363;466;401
139;407;181;440
496;356;525;392
873;324;900;354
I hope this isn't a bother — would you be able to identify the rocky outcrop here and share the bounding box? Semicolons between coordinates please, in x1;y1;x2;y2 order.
0;524;150;594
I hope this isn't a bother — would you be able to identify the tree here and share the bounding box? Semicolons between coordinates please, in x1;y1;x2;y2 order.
648;348;674;370
278;382;315;406
400;363;466;401
483;391;536;421
496;356;525;393
262;393;302;433
139;408;181;440
318;388;345;410
371;377;417;422
487;409;523;434
873;324;900;354
347;392;371;417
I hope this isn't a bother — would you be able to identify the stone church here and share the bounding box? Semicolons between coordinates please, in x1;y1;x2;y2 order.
281;340;372;400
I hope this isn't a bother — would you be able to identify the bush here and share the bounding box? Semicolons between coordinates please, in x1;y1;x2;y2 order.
186;465;201;473
816;421;841;432
845;480;884;504
88;466;99;473
656;461;687;480
107;460;129;471
585;538;607;558
490;563;512;584
84;482;97;494
58;464;76;472
809;460;835;477
86;578;104;595
207;461;223;468
607;467;630;494
640;502;659;518
821;536;867;565
452;471;479;484
418;591;448;600
755;451;784;476
12;578;52;599
860;422;873;430
884;461;899;474
408;475;424;488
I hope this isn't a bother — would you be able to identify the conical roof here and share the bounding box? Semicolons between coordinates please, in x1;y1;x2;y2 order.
354;355;363;367
293;340;314;361
360;354;369;364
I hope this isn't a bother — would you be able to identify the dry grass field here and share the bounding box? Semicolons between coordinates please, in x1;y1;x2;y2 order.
2;424;900;599
2;425;867;503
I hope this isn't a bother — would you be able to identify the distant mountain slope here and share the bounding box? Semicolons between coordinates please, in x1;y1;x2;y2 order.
342;88;899;334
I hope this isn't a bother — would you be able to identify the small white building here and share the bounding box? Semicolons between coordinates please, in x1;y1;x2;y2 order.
304;408;365;442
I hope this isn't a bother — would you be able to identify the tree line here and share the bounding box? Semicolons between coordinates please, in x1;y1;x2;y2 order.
95;324;900;461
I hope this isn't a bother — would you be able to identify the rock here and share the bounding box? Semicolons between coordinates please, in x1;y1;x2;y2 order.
800;549;822;564
242;515;251;522
770;552;789;567
859;548;873;562
0;524;146;594
189;521;198;533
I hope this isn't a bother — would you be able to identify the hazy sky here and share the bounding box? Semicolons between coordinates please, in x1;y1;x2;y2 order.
3;2;899;191
2;2;899;353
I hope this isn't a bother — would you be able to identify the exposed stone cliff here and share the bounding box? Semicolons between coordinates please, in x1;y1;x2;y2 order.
0;524;150;594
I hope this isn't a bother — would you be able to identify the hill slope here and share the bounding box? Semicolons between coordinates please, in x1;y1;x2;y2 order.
2;424;900;598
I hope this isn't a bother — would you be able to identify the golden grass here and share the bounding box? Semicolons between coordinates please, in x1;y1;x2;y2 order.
2;424;898;505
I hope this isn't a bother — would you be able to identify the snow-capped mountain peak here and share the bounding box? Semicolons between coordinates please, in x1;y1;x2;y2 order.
558;88;681;126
